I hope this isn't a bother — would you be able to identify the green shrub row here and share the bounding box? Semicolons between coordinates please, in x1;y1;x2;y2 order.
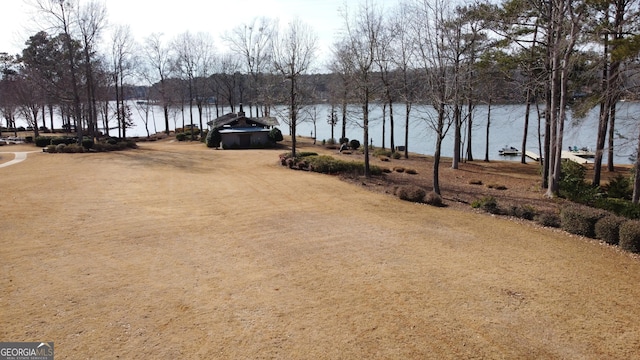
45;138;137;153
279;153;382;176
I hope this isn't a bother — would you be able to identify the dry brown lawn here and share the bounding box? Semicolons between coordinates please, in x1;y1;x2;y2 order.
2;139;640;359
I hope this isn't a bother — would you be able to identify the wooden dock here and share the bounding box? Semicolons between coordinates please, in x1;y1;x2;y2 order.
561;151;593;164
525;151;540;161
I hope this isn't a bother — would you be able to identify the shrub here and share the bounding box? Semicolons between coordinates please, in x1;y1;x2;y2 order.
393;167;405;173
373;149;393;157
508;205;537;220
471;196;500;214
406;169;418;175
619;220;640;253
176;133;187;141
425;192;444;207
535;211;561;228
46;144;57;153
396;185;426;203
81;138;94;150
35;136;51;147
25;136;33;143
560;205;606;238
379;156;390;162
206;129;221;148
595;215;625;245
339;137;349;144
392;152;401;159
593;198;640;219
349;139;361;150
559;160;601;204
326;138;337;145
269;127;284;142
487;183;507;190
604;174;632;200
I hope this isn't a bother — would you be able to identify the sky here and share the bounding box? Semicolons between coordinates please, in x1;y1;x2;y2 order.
0;0;362;70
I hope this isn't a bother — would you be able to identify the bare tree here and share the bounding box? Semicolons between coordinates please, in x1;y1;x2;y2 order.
77;0;107;139
110;24;135;138
33;0;85;141
174;31;216;139
411;0;456;195
340;1;384;178
213;53;241;113
272;17;318;157
223;17;277;117
141;33;175;135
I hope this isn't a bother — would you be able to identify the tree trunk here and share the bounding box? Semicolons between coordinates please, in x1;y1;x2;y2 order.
484;98;491;162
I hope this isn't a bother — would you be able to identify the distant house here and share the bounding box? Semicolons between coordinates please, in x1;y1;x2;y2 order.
207;105;279;149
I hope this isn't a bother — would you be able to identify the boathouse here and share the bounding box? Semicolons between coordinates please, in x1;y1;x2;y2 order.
207;105;279;149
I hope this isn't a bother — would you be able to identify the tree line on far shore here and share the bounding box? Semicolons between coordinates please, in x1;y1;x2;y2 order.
1;0;640;200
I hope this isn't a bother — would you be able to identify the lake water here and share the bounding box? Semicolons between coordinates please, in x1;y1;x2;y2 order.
28;100;640;164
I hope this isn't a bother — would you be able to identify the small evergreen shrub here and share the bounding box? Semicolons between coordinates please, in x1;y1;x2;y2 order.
25;136;33;143
560;205;606;238
269;127;284;142
535;211;561;228
559;160;601;204
508;205;537;220
81;138;94;150
349;139;361;150
392;152;401;159
471;196;500;214
176;133;187;141
339;137;349;144
604;174;632;200
425;192;443;207
35;136;51;147
619;220;640;253
397;185;426;203
593;198;640;219
206;129;221;148
595;215;625;245
326;138;337;145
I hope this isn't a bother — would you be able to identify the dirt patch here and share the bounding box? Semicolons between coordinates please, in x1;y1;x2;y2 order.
2;139;640;359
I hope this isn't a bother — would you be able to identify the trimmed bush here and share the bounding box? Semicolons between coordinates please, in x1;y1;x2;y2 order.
269;127;284;142
206;129;221;148
397;185;426;203
560;205;606;238
339;137;349;144
535;211;561;228
471;196;500;214
619;220;640;253
35;136;51;147
349;139;361;150
425;192;444;207
595;215;625;245
392;152;401;159
81;138;94;150
176;133;187;141
508;205;537;220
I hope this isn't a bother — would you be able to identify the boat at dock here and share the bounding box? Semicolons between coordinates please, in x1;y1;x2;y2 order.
499;146;521;156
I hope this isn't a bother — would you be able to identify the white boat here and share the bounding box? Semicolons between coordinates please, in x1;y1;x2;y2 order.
568;146;595;158
499;146;521;156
